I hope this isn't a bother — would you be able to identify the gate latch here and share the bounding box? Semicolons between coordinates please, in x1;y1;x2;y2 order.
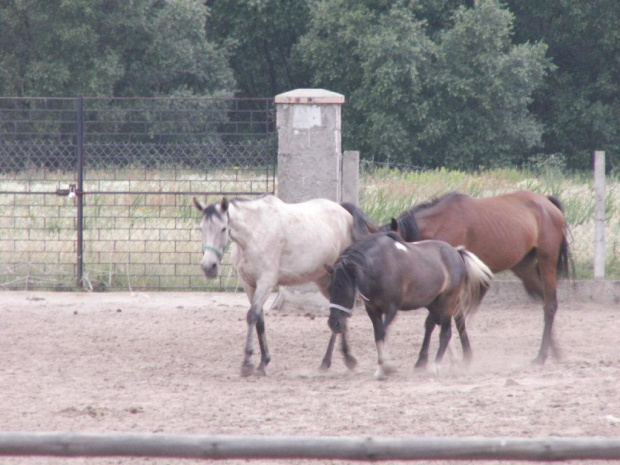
56;184;81;198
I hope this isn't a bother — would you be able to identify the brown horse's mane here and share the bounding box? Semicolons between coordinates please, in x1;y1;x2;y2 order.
392;192;463;242
408;191;464;215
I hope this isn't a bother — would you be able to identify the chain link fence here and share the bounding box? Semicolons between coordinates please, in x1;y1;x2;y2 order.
0;97;276;291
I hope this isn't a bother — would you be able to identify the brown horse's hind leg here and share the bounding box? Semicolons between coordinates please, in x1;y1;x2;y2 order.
510;251;544;298
519;251;562;365
533;255;562;364
512;249;564;364
534;288;560;364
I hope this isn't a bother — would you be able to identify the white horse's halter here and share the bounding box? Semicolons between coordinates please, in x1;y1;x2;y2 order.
329;303;352;315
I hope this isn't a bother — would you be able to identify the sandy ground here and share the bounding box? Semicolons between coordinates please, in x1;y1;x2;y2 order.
0;290;619;465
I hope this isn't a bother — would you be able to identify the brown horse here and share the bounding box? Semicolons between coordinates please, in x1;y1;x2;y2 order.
384;190;570;364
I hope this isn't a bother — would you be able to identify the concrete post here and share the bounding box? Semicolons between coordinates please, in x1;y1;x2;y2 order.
275;89;345;203
272;89;346;313
342;151;360;206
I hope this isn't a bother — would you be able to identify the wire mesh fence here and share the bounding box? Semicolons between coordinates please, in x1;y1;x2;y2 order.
0;97;276;291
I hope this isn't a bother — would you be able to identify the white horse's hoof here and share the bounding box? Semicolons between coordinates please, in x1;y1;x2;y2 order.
241;363;255;377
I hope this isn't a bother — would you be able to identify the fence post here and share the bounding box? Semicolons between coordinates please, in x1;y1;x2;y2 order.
342;151;360;206
76;97;84;288
593;151;605;279
273;89;345;312
275;89;345;203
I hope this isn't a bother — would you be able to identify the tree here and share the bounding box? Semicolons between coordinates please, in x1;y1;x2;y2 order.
207;0;311;98
0;0;235;98
506;0;620;171
421;0;552;168
297;0;551;169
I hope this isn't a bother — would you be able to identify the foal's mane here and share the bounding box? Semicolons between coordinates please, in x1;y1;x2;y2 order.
333;232;403;283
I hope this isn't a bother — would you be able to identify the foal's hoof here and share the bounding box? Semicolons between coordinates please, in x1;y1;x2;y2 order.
319;360;331;372
344;355;358;371
531;355;547;366
414;361;428;371
241;362;255;377
374;364;396;379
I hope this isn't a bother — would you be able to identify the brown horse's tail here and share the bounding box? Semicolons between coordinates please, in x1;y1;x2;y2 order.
456;248;494;319
546;195;573;279
341;203;379;241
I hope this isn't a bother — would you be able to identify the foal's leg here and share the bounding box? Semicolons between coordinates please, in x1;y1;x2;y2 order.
315;276;358;371
241;279;274;377
340;327;358;370
434;316;453;366
320;333;337;371
454;312;473;365
415;313;436;370
367;306;396;379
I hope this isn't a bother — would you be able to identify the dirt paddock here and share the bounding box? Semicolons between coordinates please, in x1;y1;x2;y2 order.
0;289;619;465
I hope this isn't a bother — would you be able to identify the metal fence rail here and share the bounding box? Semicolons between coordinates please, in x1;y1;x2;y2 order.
0;97;276;291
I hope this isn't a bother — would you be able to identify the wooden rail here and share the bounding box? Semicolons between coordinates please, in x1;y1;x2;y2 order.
1;433;620;461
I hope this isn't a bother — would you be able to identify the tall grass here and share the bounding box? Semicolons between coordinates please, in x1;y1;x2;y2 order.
359;166;620;280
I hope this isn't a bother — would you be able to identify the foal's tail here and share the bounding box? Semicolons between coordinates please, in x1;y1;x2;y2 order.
456;248;494;319
341;203;379;241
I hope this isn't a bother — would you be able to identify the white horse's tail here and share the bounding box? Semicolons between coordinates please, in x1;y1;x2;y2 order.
456;247;493;319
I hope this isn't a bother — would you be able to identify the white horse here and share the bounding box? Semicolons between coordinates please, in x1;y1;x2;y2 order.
193;194;374;376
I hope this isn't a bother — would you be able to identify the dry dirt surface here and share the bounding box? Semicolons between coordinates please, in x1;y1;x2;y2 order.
0;290;619;465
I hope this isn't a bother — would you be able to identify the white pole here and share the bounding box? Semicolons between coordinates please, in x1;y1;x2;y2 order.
593;151;605;279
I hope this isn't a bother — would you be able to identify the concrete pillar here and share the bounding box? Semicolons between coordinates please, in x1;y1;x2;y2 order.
342;150;359;206
275;89;345;203
272;89;346;314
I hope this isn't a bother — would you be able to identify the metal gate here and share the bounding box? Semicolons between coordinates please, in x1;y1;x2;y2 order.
0;97;276;291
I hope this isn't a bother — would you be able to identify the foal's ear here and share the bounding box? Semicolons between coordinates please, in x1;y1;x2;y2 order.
221;197;229;212
390;218;399;231
324;264;334;275
193;197;205;212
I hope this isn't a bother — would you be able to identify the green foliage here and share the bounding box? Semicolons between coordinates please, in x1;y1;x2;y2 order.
419;0;552;169
506;0;620;172
207;0;311;97
298;0;551;170
0;0;235;97
1;0;618;173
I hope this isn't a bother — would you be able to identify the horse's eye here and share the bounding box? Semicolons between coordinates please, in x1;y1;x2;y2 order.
221;227;227;233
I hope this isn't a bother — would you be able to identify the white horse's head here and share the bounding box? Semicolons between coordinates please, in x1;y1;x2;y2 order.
193;197;231;278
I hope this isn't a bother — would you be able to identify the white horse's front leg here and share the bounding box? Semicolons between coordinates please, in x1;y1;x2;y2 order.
241;281;274;377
